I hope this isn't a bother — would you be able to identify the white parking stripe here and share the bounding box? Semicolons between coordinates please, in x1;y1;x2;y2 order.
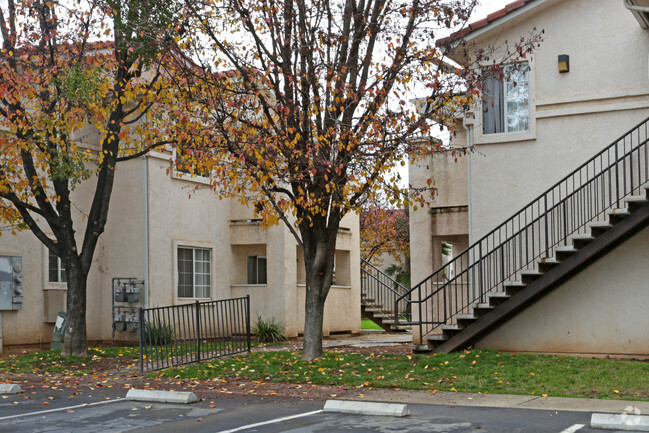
560;424;585;433
0;398;124;420
215;409;324;433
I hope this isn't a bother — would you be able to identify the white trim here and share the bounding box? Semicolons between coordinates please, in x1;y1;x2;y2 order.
215;410;323;433
476;60;537;145
173;239;215;301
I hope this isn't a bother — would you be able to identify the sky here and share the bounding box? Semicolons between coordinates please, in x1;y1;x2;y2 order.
473;0;513;21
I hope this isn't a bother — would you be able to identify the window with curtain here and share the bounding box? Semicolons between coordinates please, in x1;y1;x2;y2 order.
177;247;211;298
483;64;529;134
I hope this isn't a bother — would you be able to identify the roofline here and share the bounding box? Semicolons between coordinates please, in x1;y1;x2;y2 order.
462;0;548;42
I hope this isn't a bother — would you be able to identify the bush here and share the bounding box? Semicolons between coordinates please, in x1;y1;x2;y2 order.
143;321;174;346
253;316;287;343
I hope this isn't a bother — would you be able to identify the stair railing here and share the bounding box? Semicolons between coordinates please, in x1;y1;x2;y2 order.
361;258;409;320
397;116;649;343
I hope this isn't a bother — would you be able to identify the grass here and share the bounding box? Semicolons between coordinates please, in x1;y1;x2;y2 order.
361;318;384;330
2;346;649;402
150;349;649;401
0;346;139;376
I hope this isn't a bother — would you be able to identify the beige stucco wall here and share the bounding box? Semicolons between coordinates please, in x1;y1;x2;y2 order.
476;224;649;356
0;149;361;348
437;0;649;354
462;0;649;240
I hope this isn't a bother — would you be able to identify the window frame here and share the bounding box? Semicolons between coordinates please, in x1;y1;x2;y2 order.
247;254;267;285
477;61;536;144
48;250;67;284
176;245;212;299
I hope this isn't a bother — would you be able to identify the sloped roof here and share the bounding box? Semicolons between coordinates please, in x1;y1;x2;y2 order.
438;0;538;45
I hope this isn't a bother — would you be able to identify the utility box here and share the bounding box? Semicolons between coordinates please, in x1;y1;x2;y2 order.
0;255;24;311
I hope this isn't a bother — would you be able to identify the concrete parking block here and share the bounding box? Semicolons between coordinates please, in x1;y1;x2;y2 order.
0;384;22;394
324;399;409;417
125;388;198;404
591;413;649;431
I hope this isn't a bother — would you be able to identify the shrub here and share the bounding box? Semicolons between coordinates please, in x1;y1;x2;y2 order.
253;316;287;343
143;321;174;346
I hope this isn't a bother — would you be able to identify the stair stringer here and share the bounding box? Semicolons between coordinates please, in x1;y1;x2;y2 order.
433;202;649;353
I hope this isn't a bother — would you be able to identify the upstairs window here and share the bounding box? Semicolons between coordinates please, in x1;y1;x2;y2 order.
247;255;267;285
483;64;529;134
177;247;211;298
174;144;210;178
48;250;67;283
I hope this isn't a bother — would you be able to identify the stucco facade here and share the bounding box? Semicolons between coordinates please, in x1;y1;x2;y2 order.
0;149;361;349
409;0;649;354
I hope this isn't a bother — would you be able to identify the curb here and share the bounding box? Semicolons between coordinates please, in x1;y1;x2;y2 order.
591;413;649;431
0;384;22;394
323;399;409;417
125;389;198;404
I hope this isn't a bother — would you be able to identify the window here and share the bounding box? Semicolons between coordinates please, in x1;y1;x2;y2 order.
177;247;211;298
48;250;67;283
483;64;529;134
247;255;267;284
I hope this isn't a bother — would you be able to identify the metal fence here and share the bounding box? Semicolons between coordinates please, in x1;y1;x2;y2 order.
138;296;251;373
397;116;649;342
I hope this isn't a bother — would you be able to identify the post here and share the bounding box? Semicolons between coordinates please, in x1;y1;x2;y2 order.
195;301;201;363
138;307;144;374
246;295;251;353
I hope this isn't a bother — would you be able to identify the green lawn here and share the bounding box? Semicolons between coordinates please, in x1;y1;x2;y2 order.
3;347;649;402
361;318;384;330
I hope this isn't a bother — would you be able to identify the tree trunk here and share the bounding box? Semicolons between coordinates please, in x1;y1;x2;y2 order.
300;222;338;361
61;259;88;357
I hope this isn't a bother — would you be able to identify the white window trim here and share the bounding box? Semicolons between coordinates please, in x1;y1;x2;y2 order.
42;245;67;290
173;240;214;301
476;60;537;144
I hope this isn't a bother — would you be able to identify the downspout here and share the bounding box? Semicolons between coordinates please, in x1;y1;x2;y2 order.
462;119;474;300
143;155;150;309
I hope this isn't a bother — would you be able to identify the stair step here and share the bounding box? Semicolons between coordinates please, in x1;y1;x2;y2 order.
487;292;510;306
588;220;614;236
472;303;494;317
363;307;385;313
381;319;396;324
390;325;410;331
625;195;649;209
520;269;543;283
555;245;578;260
503;280;526;295
607;207;631;222
441;324;463;338
537;257;561;272
413;344;434;352
456;313;477;321
570;233;595;248
424;334;447;349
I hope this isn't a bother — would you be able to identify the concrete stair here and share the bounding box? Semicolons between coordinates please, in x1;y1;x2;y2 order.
415;186;649;353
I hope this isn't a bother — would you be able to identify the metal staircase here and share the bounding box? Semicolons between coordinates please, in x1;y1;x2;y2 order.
397;117;649;352
361;259;410;332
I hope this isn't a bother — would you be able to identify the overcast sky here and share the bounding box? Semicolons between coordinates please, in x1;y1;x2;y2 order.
473;0;513;21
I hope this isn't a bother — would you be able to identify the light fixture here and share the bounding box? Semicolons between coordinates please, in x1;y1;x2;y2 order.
558;54;569;73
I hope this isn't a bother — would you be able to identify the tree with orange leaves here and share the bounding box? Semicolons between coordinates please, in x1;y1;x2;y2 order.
0;0;186;356
175;0;540;360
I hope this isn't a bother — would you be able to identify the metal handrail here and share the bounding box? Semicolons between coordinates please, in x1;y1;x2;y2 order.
361;258;409;317
397;116;649;341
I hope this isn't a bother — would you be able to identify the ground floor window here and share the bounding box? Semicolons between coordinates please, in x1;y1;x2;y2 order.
177;247;211;298
48;250;67;283
247;255;267;284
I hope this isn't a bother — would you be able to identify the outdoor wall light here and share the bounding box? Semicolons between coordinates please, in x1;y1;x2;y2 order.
558;54;570;73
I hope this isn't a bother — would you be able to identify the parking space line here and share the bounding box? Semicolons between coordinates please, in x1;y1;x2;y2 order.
215;409;324;433
0;398;124;420
559;424;585;433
